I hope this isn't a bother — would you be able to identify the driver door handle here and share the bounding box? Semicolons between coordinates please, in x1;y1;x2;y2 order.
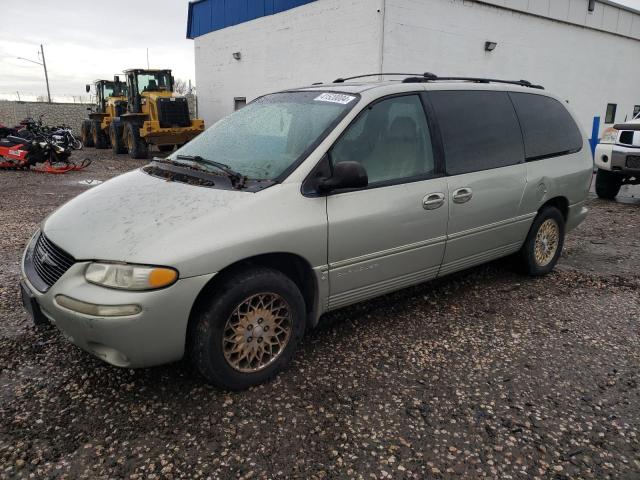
423;193;445;210
452;187;473;204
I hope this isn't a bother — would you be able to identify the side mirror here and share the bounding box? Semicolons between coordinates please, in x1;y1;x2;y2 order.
319;161;368;193
85;84;90;93
114;75;120;84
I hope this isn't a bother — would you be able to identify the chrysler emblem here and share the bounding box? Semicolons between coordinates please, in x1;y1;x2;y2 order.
37;245;58;268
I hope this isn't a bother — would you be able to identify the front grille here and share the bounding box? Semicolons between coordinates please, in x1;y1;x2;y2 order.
157;97;191;128
626;156;640;170
26;233;75;292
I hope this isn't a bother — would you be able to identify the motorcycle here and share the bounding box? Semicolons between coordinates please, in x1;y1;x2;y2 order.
3;116;83;151
50;125;83;150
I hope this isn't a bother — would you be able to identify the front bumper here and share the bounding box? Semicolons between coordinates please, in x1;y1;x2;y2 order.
140;119;205;145
21;259;214;368
594;143;640;174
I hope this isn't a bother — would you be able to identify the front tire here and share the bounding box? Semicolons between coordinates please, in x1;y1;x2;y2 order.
124;123;148;159
91;120;108;149
519;206;565;276
595;169;622;200
81;120;94;148
189;268;306;390
109;120;127;154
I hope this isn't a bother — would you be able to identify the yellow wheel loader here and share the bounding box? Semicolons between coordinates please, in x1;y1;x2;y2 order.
115;69;205;159
81;80;128;154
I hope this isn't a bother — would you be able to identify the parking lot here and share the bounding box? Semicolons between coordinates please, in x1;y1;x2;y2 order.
0;150;639;479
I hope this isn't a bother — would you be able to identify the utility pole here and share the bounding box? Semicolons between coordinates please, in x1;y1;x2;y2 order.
40;44;51;103
16;44;52;103
146;48;150;69
16;91;21;102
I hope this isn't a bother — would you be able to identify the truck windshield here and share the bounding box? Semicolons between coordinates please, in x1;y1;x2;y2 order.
170;91;359;180
103;85;115;98
138;72;171;92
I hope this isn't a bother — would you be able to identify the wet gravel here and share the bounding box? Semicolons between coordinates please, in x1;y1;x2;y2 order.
1;152;639;479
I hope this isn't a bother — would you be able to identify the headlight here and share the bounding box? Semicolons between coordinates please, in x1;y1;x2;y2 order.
85;263;178;290
600;127;618;144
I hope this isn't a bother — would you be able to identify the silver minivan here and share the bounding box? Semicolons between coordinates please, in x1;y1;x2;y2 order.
20;74;592;390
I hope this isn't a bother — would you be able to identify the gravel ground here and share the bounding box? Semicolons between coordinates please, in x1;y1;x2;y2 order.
0;150;639;479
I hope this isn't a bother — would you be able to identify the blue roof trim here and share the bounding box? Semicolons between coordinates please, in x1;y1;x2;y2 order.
187;0;317;39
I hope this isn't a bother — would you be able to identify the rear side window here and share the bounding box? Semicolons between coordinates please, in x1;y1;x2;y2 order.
509;93;583;161
428;90;524;175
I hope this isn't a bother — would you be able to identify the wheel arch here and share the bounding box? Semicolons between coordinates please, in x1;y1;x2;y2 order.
186;252;320;347
540;196;569;221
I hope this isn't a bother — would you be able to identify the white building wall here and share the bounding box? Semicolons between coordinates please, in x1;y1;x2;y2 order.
382;0;640;134
478;0;640;39
193;0;640;136
194;0;385;125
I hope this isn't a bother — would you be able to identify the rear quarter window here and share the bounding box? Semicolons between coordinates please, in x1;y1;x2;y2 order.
509;93;583;161
428;90;524;175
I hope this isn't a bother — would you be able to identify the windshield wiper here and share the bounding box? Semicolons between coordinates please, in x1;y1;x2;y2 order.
176;155;246;187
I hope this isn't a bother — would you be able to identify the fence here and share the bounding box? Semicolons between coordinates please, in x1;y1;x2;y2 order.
0;101;91;134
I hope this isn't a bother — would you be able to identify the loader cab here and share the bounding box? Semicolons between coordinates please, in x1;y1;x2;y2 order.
87;80;125;114
121;69;174;114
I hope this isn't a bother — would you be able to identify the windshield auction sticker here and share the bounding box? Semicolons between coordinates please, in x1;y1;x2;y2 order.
314;93;356;105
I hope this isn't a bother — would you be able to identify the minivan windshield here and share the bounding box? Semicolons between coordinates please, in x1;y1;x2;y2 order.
170;91;359;180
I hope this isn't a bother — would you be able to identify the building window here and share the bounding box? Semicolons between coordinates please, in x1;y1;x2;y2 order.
605;104;617;124
234;97;247;111
633;105;640;119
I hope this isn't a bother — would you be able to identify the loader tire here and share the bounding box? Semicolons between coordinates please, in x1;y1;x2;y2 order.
109;120;127;154
81;120;94;148
91;120;108;149
124;123;148;159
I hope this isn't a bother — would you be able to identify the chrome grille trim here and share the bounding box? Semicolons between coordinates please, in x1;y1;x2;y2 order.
24;232;75;292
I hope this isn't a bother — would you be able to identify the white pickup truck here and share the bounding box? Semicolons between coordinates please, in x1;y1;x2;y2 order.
594;114;640;199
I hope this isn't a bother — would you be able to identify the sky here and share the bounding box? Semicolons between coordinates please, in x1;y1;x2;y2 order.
614;0;640;9
1;0;639;102
0;0;195;102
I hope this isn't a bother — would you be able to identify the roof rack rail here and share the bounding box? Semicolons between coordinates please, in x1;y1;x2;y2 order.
333;73;436;83
403;74;544;90
333;72;543;90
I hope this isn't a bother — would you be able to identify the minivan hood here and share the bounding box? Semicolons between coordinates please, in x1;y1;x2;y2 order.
43;169;255;269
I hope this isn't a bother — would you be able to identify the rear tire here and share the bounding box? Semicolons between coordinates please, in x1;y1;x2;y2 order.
595;169;622;200
109;120;127;154
519;206;565;276
81;120;94;148
91;120;108;149
189;268;306;390
124;123;148;159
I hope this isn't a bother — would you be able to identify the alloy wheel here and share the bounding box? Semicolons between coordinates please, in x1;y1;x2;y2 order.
222;293;292;373
534;219;559;267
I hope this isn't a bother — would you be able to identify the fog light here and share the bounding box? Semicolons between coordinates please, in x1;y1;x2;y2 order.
601;155;609;163
55;295;141;317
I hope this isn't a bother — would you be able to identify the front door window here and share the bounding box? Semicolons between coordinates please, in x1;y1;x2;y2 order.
330;95;435;184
